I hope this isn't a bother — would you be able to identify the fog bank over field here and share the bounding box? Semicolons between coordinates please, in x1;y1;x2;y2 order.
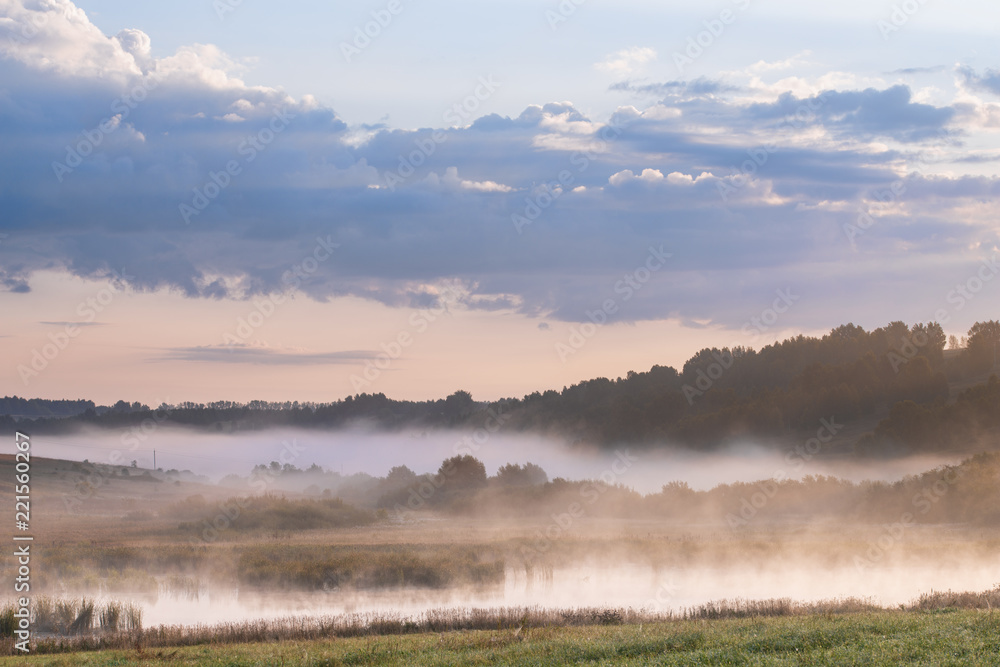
37;426;963;492
8;444;1000;647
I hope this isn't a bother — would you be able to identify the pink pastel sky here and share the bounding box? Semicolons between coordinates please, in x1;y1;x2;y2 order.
2;271;809;405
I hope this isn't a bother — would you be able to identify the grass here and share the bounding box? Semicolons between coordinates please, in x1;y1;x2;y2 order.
237;543;505;591
171;495;377;535
11;453;1000;665
3;609;1000;665
29;541;506;595
0;598;143;637
2;591;996;657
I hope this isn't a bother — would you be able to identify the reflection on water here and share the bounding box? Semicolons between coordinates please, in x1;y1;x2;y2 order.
139;561;1000;626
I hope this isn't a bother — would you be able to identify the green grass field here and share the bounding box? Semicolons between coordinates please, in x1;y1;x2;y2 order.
5;609;1000;666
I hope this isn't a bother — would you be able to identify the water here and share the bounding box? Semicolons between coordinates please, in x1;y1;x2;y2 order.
138;560;1000;626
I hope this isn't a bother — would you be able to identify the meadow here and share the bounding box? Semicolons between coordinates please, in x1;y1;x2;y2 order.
3;608;1000;665
4;451;1000;663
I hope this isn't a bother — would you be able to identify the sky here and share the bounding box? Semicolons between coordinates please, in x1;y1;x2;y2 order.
1;0;999;405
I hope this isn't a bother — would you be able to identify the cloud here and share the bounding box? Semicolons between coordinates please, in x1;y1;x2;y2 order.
0;0;997;334
609;168;664;186
159;344;375;365
890;66;947;75
610;77;737;98
39;321;106;327
608;169;715;187
423;167;514;193
958;66;1000;96
461;180;513;193
954;152;1000;164
744;85;955;142
746;52;813;74
0;0;142;78
595;47;657;75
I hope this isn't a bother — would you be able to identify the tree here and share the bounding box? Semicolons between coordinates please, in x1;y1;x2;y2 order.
967;321;1000;368
911;322;946;366
495;462;548;486
438;455;487;491
442;391;476;421
385;465;417;488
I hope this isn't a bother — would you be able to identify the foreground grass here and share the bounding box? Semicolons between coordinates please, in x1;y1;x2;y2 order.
5;610;1000;666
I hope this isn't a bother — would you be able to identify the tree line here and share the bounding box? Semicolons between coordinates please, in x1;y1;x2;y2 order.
217;451;1000;529
3;319;999;454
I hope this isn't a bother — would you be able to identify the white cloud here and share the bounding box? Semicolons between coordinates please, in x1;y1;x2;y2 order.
425;167;514;193
609;169;715;186
113;28;152;70
0;0;141;78
154;43;257;92
746;51;813;74
596;47;657;75
1;0;998;332
641;104;683;121
461;179;513;193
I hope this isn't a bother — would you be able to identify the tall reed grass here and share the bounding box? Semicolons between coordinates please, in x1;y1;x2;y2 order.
2;586;996;655
0;597;142;638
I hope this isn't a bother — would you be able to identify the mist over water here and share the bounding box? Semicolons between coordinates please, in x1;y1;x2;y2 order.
137;558;1000;627
37;427;963;492
30;425;991;633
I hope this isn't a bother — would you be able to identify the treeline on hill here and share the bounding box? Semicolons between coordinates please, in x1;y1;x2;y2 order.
504;320;998;448
859;375;1000;454
0;396;97;419
2;320;999;452
210;451;1000;528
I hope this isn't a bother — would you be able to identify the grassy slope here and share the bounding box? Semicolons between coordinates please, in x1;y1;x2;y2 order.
6;610;1000;666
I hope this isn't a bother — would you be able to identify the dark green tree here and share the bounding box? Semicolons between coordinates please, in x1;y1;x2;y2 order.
439;455;487;491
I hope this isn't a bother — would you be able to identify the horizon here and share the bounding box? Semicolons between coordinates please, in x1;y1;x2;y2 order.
4;316;981;407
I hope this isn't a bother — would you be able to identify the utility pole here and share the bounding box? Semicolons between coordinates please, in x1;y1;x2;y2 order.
153;450;156;471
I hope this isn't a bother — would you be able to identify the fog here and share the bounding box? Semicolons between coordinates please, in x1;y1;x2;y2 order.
133;557;1000;626
37;426;963;493
24;425;997;636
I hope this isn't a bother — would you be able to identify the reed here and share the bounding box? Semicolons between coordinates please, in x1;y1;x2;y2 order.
3;586;999;655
